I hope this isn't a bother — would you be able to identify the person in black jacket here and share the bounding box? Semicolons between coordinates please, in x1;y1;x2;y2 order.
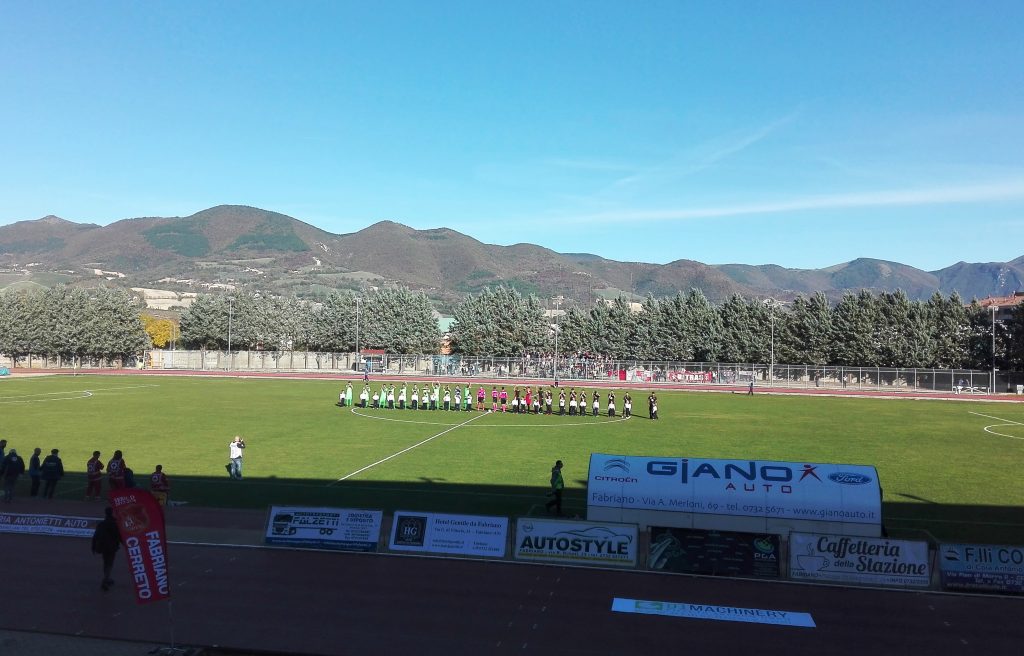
28;448;42;497
41;448;64;499
91;507;122;591
1;449;25;502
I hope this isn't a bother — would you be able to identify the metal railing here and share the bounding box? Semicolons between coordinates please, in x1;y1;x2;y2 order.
0;350;1007;393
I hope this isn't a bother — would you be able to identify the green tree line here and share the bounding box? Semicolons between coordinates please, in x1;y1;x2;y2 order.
0;286;149;365
2;285;1022;371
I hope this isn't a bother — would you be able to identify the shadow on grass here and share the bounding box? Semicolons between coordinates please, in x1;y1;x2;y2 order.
40;473;1024;545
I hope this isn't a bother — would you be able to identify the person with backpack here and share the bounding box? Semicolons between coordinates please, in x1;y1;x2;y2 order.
91;507;121;591
40;448;64;499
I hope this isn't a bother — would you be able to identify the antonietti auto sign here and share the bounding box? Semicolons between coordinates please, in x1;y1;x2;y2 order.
588;454;881;524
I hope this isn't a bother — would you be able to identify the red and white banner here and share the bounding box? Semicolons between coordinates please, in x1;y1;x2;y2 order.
110;488;171;605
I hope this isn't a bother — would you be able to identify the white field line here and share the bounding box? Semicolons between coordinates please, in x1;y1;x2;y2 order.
0;391;92;404
968;411;1024;441
329;411;489;485
0;383;160;402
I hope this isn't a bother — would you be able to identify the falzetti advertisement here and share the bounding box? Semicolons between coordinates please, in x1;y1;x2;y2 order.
265;506;383;552
587;454;881;530
109;488;170;605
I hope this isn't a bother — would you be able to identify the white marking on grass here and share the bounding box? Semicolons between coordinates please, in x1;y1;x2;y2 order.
0;391;92;404
0;383;159;404
330;411;489;484
968;411;1024;441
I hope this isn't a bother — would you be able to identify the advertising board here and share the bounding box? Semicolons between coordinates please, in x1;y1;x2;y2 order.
939;543;1024;594
0;512;97;537
789;532;931;587
265;506;382;552
514;518;637;567
647;527;780;578
588;454;881;526
389;511;508;558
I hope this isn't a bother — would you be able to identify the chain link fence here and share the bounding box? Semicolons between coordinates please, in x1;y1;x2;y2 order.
1;350;1013;393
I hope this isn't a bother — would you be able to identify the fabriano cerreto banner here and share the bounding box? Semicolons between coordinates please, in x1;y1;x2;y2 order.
587;454;881;524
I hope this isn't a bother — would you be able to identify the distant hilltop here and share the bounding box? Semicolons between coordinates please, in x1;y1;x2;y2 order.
1;204;1022;308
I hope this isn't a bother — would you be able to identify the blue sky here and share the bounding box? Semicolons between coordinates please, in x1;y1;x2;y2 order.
1;1;1022;270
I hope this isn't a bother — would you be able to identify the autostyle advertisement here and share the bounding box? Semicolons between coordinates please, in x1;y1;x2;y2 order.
0;512;98;537
788;532;931;588
265;506;383;552
110;488;171;605
514;518;638;567
939;543;1024;594
587;454;882;525
647;527;781;578
388;511;508;558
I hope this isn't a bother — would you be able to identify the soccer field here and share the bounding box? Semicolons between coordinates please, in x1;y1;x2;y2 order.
2;374;1022;544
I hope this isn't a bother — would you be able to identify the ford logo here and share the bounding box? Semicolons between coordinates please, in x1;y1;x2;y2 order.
828;472;871;485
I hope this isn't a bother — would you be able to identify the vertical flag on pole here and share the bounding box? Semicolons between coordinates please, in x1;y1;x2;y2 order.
109;488;171;605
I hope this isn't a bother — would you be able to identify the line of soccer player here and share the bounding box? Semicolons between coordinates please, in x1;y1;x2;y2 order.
338;381;644;418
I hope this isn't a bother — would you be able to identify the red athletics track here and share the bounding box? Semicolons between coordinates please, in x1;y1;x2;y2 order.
1;500;1022;656
5;367;1023;403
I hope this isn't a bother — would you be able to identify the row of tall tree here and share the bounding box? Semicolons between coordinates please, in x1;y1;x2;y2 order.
178;288;439;354
451;287;1023;370
0;286;149;364
2;285;1022;371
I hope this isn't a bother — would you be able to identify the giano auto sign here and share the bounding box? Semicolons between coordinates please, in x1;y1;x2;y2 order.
587;454;881;525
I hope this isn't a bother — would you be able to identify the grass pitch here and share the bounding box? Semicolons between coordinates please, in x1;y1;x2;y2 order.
1;374;1022;544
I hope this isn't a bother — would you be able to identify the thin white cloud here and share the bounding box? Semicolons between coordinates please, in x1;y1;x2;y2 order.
607;111;800;191
557;179;1024;225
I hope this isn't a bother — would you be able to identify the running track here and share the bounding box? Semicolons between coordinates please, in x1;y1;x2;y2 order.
1;501;1022;655
5;367;1023;403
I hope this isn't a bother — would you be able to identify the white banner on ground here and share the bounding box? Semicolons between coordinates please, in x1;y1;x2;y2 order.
588;454;881;525
0;512;97;537
388;511;508;557
265;506;383;552
789;532;931;587
514;517;638;567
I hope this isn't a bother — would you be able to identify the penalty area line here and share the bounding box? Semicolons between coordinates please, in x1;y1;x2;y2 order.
329;411;489;485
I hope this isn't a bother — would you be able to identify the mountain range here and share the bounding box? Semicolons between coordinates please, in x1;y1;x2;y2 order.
1;205;1021;310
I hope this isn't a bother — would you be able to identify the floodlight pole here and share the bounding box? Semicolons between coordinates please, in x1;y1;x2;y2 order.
991;305;998;394
765;298;777;387
227;297;234;371
355;296;362;369
552;296;562;385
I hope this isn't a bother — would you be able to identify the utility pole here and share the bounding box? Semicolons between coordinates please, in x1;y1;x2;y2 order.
552;295;563;385
764;298;778;386
355;296;362;371
992;305;999;393
227;297;234;371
